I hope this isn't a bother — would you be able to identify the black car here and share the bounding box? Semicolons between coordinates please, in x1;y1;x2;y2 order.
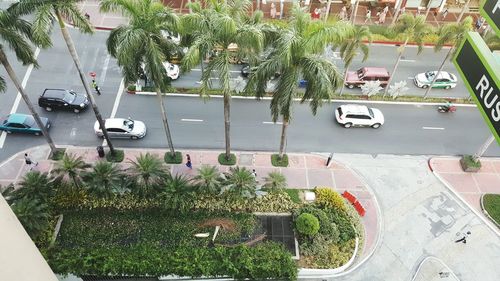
38;89;89;113
241;64;280;79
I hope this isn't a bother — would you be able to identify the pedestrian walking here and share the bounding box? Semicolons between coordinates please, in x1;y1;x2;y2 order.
455;231;471;244
382;5;389;15
365;10;372;23
251;169;257;178
84;13;90;21
270;3;277;19
339;6;347;21
91;79;101;95
24;153;38;171
378;11;387;24
186;154;192;169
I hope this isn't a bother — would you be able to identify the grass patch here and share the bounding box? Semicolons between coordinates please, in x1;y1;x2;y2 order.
106;149;124;163
50;148;66;161
483;194;500;225
461;155;481;168
284;189;301;204
218;153;236;165
164;151;182;164
271;154;288;167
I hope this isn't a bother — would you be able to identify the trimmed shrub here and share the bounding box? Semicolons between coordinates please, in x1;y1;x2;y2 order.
271;154;288;167
315;187;347;211
50;148;66;161
164;151;182;164
106;149;124;163
483;194;500;225
295;213;320;236
295;205;339;241
218;153;236;165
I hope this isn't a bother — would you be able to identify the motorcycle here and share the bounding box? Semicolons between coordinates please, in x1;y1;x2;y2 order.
438;105;457;113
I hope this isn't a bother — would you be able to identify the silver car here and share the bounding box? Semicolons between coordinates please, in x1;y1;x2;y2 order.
94;118;146;139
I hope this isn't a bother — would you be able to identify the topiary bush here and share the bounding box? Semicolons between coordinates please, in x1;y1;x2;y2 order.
315;187;347;211
295;213;320;237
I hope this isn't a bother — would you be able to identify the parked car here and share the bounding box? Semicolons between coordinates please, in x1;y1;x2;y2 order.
345;67;390;89
38;88;89;113
0;113;50;135
162;62;180;80
335;104;384;128
94;118;146;139
414;71;458;89
241;64;280;79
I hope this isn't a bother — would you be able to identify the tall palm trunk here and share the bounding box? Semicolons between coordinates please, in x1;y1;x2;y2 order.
278;117;288;158
339;65;350;96
155;89;176;155
423;47;453;99
384;38;409;97
324;0;332;22
54;10;115;154
457;0;471;23
351;0;359;24
223;91;231;159
0;50;57;154
392;0;403;24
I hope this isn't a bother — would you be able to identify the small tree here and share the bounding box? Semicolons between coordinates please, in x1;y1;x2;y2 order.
388;80;409;99
361;80;383;97
10;198;49;239
127;153;168;197
223;166;257;198
52;153;91;189
83;161;124;198
295;213;320;236
193;165;222;196
262;171;287;192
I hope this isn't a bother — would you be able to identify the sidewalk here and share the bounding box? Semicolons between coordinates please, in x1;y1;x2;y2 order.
0;145;379;262
78;0;479;31
430;157;500;233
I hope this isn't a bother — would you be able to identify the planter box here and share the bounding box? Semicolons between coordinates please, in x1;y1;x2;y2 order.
460;156;481;172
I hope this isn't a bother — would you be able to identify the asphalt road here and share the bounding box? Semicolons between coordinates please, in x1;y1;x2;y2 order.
1;26;497;162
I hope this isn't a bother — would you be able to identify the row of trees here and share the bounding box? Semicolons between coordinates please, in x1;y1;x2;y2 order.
0;0;473;162
1;151;288;239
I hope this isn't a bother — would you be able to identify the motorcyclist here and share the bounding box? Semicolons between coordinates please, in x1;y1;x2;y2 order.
443;101;453;111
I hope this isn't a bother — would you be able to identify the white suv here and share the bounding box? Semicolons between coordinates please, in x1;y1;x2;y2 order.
335;104;385;129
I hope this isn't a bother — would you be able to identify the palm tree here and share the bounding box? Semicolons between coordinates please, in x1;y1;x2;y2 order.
181;0;265;161
423;17;472;99
9;0;116;155
100;0;179;157
223;166;257;198
14;171;55;204
245;6;352;158
262;171;287;192
10;198;49;239
193;165;222;195
383;14;431;97
52;153;91;189
161;173;194;212
0;183;16;205
127;153;167;197
83;161;124;198
0;10;56;154
338;25;371;96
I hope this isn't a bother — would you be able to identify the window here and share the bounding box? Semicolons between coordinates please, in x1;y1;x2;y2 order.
10;123;26;128
337;107;343;117
346;114;355;119
107;128;126;133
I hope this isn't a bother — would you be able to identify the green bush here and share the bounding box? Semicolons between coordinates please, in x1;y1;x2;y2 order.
295;213;320;237
271;154;288;167
285;189;301;204
323;208;356;243
50;148;66;161
295;205;339;241
218;153;236;165
315;187;347;212
462;155;482;168
106;149;124;163
483;194;500;225
164;151;182;164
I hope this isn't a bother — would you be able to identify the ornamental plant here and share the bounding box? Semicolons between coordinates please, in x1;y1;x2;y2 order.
315;187;347;212
295;213;320;237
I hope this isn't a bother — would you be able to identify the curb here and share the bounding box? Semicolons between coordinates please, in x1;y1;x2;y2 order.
480;194;500;230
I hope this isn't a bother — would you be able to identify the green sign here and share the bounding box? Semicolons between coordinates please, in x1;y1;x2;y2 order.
453;32;500;145
480;0;499;35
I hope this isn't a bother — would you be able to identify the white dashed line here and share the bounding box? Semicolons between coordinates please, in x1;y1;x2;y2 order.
400;59;416;62
422;126;445;130
181;119;204;122
263;121;283;125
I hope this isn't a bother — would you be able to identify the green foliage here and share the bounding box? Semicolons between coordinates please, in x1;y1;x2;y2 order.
324;207;356;243
48;208;297;280
284;189;301;204
295;205;339;241
300;239;356;269
10;198;49;239
127;153;168;197
164;151;182;164
218;153;236;165
315;187;347;212
83;161;125;198
50;148;66;161
15;171;55;204
462;155;482;169
483;194;500;225
262;171;287;192
223;166;257;198
295;213;320;236
193;165;222;196
161;174;195;213
106;149;124;163
271;154;288;167
52;153;91;189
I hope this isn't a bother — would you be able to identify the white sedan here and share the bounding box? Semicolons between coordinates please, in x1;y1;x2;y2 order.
94;118;146;139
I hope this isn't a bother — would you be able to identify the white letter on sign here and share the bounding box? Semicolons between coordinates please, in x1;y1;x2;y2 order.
476;75;492;98
493;0;500;13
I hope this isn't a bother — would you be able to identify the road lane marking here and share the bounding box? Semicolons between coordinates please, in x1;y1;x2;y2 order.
110;78;125;118
422;126;445;130
181;118;204;122
263;121;283;125
98;54;111;85
0;47;40;149
400;59;416;62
